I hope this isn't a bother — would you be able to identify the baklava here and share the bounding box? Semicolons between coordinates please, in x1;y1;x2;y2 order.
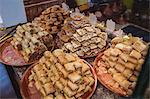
32;5;69;34
11;23;54;63
95;35;149;96
28;49;95;99
58;23;107;57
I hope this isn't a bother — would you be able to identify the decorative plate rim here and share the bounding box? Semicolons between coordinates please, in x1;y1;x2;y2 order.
20;59;97;99
0;38;54;66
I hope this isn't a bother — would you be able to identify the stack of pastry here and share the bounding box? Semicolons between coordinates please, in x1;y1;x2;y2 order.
70;13;91;28
10;23;53;62
28;49;95;99
95;35;148;96
64;12;90;29
58;25;107;57
32;5;69;34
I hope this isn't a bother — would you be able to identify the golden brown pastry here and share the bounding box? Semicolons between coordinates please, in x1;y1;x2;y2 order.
132;40;147;52
120;53;129;62
67;81;79;90
82;63;90;73
109;55;118;62
32;5;69;34
113;73;126;83
110;48;122;56
28;49;95;98
135;64;142;71
125;62;135;70
117;58;126;65
55;94;65;99
43;83;55;94
68;72;81;83
120;80;131;89
122;69;133;79
95;35;148;96
115;64;125;73
138;58;145;65
115;43;132;53
65;53;76;62
129;75;137;82
58;15;107;57
111;36;123;44
55;63;68;78
103;48;111;56
64;63;75;72
11;23;53;63
108;68;118;75
101;55;109;61
130;50;142;59
108;60;116;67
55;81;64;91
127;57;137;64
73;61;82;69
63;86;76;97
44;95;54;99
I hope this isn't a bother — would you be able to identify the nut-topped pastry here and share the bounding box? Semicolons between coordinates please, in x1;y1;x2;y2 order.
57;12;107;58
28;49;95;99
58;23;107;58
32;5;69;34
10;23;54;63
94;35;149;96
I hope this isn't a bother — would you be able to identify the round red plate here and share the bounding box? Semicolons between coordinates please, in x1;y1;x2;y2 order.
93;53;127;96
20;59;97;99
0;38;37;66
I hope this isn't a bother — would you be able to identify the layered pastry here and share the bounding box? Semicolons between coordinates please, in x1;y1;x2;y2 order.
32;5;69;34
28;49;95;99
10;23;54;63
58;23;107;57
95;35;149;96
64;12;90;29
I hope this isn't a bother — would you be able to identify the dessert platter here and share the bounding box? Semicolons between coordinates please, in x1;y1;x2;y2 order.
32;5;69;34
57;13;108;58
0;2;149;99
20;49;97;99
0;23;54;66
94;35;149;96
